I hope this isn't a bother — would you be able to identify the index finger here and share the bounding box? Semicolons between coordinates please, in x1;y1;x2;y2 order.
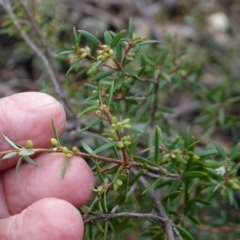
0;92;66;170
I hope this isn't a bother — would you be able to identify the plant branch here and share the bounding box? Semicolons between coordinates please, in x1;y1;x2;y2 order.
0;148;180;179
135;169;183;240
83;211;165;224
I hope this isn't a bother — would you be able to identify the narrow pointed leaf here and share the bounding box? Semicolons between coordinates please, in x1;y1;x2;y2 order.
128;18;133;39
91;70;114;82
104;31;112;45
154;126;161;164
78;119;102;135
79;30;100;45
81;141;94;154
15;157;22;179
2;134;20;149
214;142;227;158
87;60;102;74
176;226;194;240
110;30;126;48
19;149;36;156
23;156;37;166
55;50;74;56
135;40;159;46
2;152;18;160
78;106;99;117
51;118;60;144
93;142;116;154
66;60;79;75
107;81;114;107
61;158;70;179
183;171;207;179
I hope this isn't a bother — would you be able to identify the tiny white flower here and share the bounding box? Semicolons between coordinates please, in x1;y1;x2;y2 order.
215;166;226;176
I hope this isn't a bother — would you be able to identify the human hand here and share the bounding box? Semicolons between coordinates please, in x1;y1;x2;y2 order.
0;92;94;240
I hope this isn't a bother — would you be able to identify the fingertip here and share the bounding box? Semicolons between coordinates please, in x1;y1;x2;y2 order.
0;198;84;240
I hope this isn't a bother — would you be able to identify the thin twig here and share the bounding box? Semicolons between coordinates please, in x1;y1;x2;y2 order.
0;148;181;179
83;212;166;224
135;169;183;240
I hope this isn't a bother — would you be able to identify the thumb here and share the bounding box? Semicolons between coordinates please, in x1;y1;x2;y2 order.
0;198;84;240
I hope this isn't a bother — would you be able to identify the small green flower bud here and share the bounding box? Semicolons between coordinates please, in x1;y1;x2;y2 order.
117;141;124;149
163;153;170;159
111;129;116;134
62;147;69;154
111;123;117;128
170;154;176;158
107;138;114;142
26;140;33;148
97;55;103;60
124;141;131;146
92;90;97;95
111;117;117;124
123;124;131;129
51;138;59;146
80;53;88;59
116;179;123;186
66;153;72;158
122;135;131;141
116;122;123;127
230;183;240;190
97;186;103;192
113;183;119;191
193;154;200;161
123;118;131;124
72;146;79;152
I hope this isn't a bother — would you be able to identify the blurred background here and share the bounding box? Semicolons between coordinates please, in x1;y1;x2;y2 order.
1;0;240;239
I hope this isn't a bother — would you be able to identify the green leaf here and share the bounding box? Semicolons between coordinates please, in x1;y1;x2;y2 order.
160;71;171;82
19;149;36;156
2;152;18;160
107;80;114;107
159;48;169;65
87;60;102;74
128;18;134;39
51;118;61;144
78;106;99;117
2;134;21;149
61;158;70;179
115;43;123;63
135;40;159;46
66;60;79;75
142;177;163;195
81;141;94;154
79;30;101;45
214;142;227;158
55;50;74;56
122;67;138;78
73;26;78;44
176;226;194;240
110;30;126;48
104;31;112;45
15;157;22;179
23;156;37;166
183;171;207;179
93;142;116;154
91;70;115;82
78;119;102;135
230;144;240;160
187;214;201;225
162;191;181;203
197;149;217;157
154;126;161;164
